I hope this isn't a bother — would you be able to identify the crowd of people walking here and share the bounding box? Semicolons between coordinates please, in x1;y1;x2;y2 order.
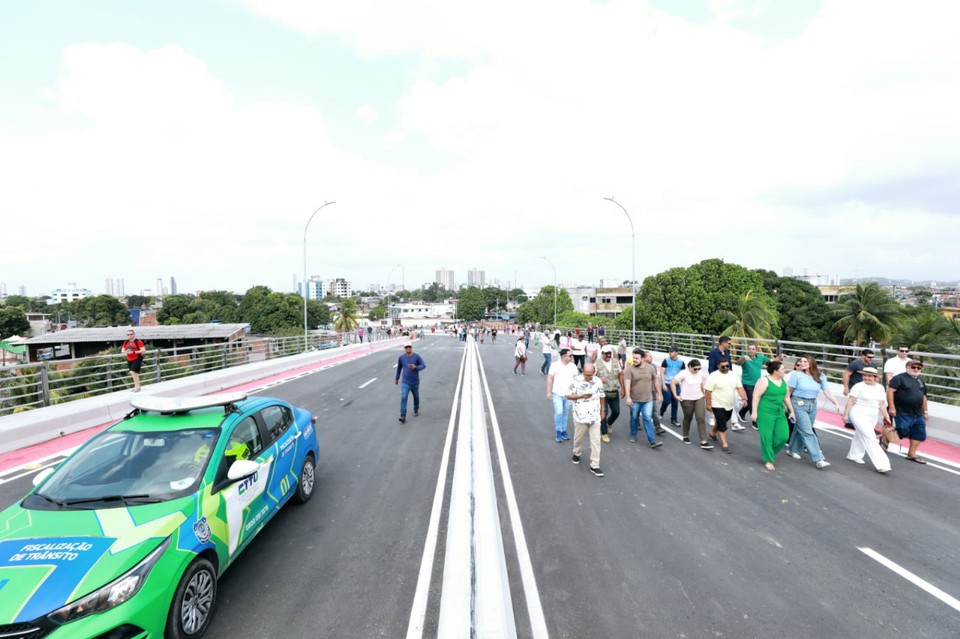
530;328;933;478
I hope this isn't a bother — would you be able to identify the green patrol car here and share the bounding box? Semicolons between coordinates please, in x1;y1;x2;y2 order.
0;392;319;638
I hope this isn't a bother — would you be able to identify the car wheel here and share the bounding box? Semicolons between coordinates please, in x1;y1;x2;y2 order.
166;557;217;639
293;454;316;504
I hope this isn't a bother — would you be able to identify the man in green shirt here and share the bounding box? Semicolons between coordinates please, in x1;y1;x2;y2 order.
736;344;782;430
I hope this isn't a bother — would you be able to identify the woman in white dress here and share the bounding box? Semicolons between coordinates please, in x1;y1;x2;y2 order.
841;366;891;473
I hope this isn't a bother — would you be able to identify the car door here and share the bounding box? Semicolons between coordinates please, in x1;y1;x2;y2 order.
216;414;271;560
258;403;300;508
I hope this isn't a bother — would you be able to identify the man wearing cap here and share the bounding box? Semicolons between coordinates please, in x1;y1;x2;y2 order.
588;336;609;364
594;344;624;443
546;348;578;442
395;342;426;423
886;359;930;464
843;349;876;429
624;348;663;448
659;346;685;427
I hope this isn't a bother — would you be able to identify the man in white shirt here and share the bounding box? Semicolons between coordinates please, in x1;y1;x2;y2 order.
546;349;578;443
884;344;910;383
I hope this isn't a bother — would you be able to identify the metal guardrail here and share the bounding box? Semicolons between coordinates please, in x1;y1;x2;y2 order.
545;327;960;405
0;332;373;416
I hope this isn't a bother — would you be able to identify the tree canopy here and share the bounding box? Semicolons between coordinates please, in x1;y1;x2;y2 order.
517;286;574;326
0;306;30;339
831;282;902;346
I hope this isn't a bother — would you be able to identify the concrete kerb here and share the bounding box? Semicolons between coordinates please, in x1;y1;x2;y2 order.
0;339;404;455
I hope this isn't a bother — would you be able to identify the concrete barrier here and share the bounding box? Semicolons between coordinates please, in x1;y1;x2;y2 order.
0;339;403;454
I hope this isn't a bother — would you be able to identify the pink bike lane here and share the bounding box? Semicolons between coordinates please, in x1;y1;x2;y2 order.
0;340;401;475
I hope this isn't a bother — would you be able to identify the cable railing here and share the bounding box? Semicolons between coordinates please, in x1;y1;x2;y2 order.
544;327;960;405
0;331;369;416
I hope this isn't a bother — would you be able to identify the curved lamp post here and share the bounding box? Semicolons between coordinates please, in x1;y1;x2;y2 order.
541;256;557;327
303;201;336;351
603;197;635;345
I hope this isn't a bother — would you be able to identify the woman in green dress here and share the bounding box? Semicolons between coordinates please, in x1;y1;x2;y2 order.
751;360;797;470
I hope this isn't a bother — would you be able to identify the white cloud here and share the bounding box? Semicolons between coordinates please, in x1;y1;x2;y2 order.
355;105;379;124
4;0;960;297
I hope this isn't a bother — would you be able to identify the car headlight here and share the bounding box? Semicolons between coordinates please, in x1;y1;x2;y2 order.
47;537;171;625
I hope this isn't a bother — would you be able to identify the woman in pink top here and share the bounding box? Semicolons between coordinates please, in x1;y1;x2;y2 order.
669;359;710;447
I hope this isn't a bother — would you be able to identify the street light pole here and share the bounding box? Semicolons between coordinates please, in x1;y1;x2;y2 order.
303;201;336;352
541;256;557;328
603;197;635;345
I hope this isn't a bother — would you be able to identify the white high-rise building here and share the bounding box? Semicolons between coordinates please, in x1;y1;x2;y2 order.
435;267;455;291
467;268;485;288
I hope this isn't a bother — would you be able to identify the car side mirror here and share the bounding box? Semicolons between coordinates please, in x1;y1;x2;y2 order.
227;459;260;482
33;468;55;487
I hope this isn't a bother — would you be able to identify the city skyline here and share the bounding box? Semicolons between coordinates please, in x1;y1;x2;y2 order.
2;1;958;294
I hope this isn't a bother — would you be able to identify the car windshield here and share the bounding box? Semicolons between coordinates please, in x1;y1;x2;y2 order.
26;428;220;510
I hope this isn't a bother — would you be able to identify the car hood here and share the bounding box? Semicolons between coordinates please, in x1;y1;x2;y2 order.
0;499;192;624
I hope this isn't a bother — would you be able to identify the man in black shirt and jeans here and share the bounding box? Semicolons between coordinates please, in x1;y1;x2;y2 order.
886;359;930;464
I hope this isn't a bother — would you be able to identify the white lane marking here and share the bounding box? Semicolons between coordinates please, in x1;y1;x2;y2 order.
406;341;468;639
816;424;960;475
0;461;62;485
858;547;960;613
476;342;549;638
358;378;377;389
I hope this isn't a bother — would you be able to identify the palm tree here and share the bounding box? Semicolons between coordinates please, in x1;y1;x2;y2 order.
333;299;361;346
831;282;902;346
716;290;779;345
894;307;958;352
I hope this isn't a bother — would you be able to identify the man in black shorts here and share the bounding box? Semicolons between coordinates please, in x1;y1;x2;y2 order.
122;329;146;392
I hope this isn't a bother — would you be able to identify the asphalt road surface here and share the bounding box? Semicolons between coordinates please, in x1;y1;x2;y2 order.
1;334;958;638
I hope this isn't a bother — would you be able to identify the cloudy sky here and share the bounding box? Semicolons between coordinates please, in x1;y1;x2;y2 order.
2;0;958;298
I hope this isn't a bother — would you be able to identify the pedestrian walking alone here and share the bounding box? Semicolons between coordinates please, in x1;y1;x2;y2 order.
752;361;795;471
395;342;426;423
513;337;527;375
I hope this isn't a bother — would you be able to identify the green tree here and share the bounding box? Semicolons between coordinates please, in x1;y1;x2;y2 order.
333;299;361;344
716;290;779;342
2;295;31;310
157;295;194;325
367;299;388;322
307;299;331;328
517;286;573;326
509;288;529;303
893;306;958;352
238;287;303;334
456;287;487;321
755;271;833;343
831;282;903;346
0;306;30;339
74;295;131;327
126;295;152;309
557;311;594;328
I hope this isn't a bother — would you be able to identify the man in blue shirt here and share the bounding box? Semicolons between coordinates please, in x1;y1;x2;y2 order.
395;342;427;423
659;346;686;427
708;336;732;373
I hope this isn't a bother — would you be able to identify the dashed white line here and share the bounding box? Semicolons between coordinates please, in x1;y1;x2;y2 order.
359;378;377;389
858;547;960;613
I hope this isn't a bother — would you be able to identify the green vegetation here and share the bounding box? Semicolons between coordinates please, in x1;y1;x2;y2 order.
518;286;574;326
831;282;901;346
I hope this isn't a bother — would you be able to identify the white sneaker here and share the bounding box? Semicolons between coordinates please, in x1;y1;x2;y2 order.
730;424;745;431
847;456;866;465
816;460;831;469
788;452;801;460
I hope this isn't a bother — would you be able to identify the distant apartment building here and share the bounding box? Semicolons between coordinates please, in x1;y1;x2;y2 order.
595;286;634;319
326;278;352;298
300;276;324;301
435;267;455;291
155;278;169;297
170;276;177;296
50;286;92;304
105;277;126;297
0;281;6;298
566;286;595;314
467;268;485;288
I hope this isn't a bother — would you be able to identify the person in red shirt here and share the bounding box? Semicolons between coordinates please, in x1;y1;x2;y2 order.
122;329;146;392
